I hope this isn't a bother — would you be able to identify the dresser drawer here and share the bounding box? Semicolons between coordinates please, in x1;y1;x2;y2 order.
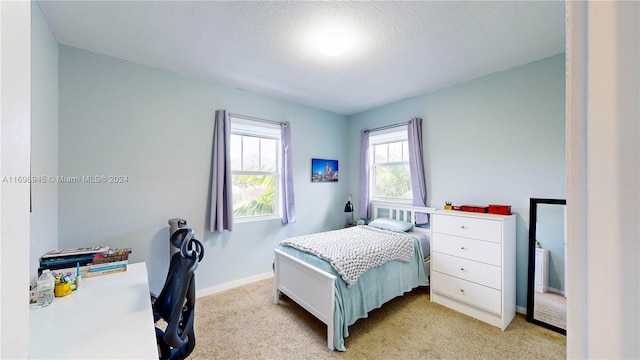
432;233;501;266
432;252;502;290
432;271;502;314
433;214;502;243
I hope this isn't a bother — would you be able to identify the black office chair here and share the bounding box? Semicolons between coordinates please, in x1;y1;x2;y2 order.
153;228;204;360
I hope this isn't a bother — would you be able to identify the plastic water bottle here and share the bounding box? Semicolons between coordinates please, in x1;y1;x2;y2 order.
36;270;55;308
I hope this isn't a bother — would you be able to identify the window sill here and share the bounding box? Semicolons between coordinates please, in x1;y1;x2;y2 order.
371;198;413;206
234;214;281;224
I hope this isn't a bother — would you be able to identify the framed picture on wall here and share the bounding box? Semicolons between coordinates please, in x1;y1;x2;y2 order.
311;158;339;182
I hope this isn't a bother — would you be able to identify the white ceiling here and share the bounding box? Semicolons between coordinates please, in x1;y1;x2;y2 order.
37;1;566;116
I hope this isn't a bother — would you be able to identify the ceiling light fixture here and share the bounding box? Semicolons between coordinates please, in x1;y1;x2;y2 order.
319;32;347;57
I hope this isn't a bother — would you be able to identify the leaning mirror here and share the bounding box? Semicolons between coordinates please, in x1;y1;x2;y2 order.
526;198;567;335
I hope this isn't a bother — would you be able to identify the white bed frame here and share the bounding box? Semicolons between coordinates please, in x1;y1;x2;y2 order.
273;201;436;350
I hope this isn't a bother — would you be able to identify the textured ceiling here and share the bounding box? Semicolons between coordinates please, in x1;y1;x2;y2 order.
38;1;566;116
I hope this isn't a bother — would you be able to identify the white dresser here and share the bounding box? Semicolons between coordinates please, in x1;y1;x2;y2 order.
430;210;516;330
534;248;549;293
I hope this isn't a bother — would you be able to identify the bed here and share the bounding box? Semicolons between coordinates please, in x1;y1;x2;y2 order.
273;201;435;351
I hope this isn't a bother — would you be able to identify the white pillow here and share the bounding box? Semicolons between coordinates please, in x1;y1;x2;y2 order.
367;218;414;232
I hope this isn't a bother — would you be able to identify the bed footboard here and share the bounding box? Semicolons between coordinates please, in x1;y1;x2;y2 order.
273;249;337;350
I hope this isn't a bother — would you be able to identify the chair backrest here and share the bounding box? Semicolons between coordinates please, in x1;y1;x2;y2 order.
154;228;204;359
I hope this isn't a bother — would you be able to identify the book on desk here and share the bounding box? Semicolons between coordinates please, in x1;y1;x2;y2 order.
87;260;128;277
38;246;131;278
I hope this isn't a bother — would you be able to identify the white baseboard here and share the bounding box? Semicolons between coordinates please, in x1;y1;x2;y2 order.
516;305;527;315
548;287;565;296
196;272;274;298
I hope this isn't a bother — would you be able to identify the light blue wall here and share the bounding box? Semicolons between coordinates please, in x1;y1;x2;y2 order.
30;2;59;284
58;46;349;294
348;54;566;309
536;203;565;293
57;44;565;307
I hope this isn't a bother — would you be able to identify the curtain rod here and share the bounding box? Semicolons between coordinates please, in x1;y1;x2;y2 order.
229;113;287;127
366;121;409;133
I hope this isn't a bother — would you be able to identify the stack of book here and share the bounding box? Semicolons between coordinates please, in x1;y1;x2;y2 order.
39;246;109;277
86;248;131;278
39;246;132;278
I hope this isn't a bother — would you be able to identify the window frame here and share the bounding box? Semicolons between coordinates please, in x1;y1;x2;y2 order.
369;126;413;204
229;116;282;223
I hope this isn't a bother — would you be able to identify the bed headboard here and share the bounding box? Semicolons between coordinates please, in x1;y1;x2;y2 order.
370;201;436;226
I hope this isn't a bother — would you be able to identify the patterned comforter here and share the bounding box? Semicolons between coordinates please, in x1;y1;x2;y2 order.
280;225;414;288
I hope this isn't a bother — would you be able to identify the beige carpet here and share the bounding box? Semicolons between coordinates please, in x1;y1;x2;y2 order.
533;291;567;330
190;278;566;359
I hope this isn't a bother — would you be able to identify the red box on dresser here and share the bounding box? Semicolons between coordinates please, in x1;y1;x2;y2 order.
459;205;488;213
488;204;512;215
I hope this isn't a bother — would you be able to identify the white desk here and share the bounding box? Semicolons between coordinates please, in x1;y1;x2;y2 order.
29;262;158;359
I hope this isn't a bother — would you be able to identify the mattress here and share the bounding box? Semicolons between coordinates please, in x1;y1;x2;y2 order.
409;231;430;259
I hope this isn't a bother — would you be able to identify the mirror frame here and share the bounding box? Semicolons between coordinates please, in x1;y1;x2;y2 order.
526;197;567;335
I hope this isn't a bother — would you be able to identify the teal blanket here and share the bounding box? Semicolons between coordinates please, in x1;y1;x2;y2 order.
278;235;427;351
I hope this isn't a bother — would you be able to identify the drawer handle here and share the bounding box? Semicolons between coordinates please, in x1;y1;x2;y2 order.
460;225;466;229
460;289;465;293
460;268;465;271
460;246;466;250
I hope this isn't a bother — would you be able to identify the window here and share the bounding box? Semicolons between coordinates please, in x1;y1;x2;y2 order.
230;116;281;221
370;127;412;201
